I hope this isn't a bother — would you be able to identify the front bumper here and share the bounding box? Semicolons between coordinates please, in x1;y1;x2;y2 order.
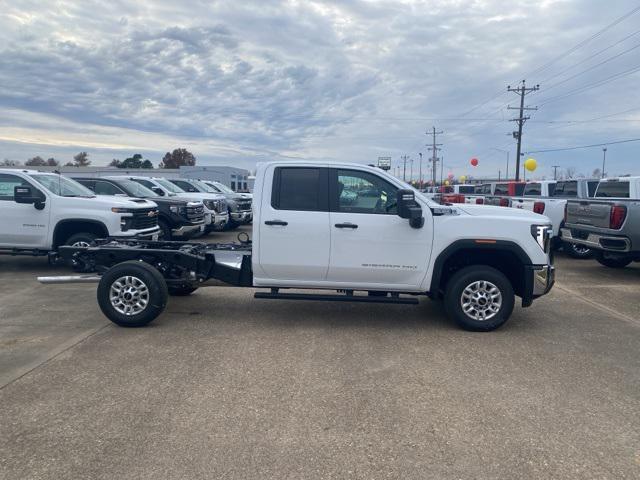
230;211;252;223
522;262;555;307
115;226;161;241
172;223;205;239
560;227;631;252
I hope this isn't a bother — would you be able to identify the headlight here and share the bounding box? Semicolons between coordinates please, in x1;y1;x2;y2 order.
531;224;551;253
169;205;179;214
112;207;134;213
227;200;239;212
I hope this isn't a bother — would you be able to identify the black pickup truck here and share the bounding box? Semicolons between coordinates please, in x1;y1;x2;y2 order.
73;176;205;240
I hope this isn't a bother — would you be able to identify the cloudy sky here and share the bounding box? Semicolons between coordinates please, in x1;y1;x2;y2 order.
1;0;639;180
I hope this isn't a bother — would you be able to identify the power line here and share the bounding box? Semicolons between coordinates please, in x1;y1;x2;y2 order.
525;137;640;154
537;64;640;106
539;28;640;85
523;4;640;79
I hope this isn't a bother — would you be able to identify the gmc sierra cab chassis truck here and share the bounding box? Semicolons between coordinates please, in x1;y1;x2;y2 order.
40;162;555;332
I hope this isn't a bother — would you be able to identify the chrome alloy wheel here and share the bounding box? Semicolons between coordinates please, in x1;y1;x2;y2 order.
573;244;591;254
460;280;502;321
109;276;150;316
72;241;91;247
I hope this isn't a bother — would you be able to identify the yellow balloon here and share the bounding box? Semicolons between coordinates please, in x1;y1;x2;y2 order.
444;180;450;186
524;158;537;172
459;175;467;183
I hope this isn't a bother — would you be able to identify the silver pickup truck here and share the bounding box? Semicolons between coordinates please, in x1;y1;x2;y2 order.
561;177;640;268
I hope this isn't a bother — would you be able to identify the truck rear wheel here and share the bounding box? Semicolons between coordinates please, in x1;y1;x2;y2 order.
65;232;98;248
563;241;594;259
97;261;168;327
594;251;632;269
444;266;515;332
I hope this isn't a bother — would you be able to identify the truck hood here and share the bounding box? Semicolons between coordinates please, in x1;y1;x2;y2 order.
168;192;225;201
91;195;158;209
455;203;548;222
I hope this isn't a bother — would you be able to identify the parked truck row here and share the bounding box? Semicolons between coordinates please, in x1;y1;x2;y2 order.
0;169;252;258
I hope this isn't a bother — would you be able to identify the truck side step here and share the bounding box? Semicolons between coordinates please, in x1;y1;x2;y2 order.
254;291;419;304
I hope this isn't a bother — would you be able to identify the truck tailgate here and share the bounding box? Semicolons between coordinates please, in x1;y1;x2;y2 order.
566;200;611;228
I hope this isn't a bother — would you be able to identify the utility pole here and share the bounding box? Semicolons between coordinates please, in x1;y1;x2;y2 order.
418;152;423;188
552;165;560;180
440;154;444;186
409;157;414;183
492;148;510;180
401;155;409;181
426;127;443;185
508;80;539;181
602;148;607;178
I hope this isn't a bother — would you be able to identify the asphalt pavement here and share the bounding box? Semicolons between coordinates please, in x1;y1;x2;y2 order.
1;227;639;479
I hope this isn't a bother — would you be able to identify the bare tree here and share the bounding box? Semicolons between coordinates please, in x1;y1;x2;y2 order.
565;167;577;179
73;151;91;167
1;159;21;166
592;168;602;179
46;157;59;166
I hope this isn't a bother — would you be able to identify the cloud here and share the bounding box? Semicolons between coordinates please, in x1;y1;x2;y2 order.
0;0;639;177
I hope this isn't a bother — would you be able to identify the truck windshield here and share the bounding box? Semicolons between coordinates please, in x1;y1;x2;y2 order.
190;180;217;193
29;174;95;197
155;178;185;194
114;179;158;198
213;182;235;194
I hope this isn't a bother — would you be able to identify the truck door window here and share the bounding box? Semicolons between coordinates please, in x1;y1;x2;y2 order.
0;174;29;201
94;181;126;196
595;181;629;198
271;167;327;211
332;169;398;214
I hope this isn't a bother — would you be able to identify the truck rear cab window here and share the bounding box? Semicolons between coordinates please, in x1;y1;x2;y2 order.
524;183;541;196
0;174;30;201
494;184;508;195
553;181;577;197
271;167;328;211
458;186;475;194
595;181;629;198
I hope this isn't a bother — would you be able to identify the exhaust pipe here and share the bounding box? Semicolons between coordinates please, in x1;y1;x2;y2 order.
38;275;101;284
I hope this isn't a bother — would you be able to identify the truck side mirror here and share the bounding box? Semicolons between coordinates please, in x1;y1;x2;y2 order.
14;186;46;210
151;187;165;196
397;189;424;228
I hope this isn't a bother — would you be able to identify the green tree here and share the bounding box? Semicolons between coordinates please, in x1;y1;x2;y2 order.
25;156;47;166
159;148;196;169
46;157;59;166
117;153;154;169
109;158;121;167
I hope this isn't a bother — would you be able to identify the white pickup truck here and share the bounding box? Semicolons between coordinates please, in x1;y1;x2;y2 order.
42;162;555;332
511;179;599;258
0;169;160;256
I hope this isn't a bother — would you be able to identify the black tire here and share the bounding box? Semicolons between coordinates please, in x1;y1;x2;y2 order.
594;251;632;269
168;285;199;296
563;241;594;259
65;232;98;247
97;261;168;327
158;219;172;241
444;265;515;332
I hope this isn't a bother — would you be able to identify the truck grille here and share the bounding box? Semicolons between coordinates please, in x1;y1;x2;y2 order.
131;208;159;230
186;204;205;223
237;200;252;212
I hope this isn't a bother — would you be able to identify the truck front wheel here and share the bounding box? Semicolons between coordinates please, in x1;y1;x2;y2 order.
97;261;168;327
594;251;632;269
65;232;98;247
444;266;515;332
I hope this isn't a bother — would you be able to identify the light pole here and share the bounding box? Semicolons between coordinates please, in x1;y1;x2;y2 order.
602;148;607;178
409;158;413;183
492;148;510;180
418;153;423;188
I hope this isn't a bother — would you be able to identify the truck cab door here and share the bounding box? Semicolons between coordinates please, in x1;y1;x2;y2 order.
0;173;51;248
326;168;432;290
254;166;330;283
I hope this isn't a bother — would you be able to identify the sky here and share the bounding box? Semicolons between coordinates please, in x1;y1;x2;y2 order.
0;0;639;181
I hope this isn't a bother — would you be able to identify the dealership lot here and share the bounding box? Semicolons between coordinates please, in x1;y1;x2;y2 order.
1;227;639;479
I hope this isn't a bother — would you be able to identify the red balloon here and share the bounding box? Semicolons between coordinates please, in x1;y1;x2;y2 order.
471;158;479;167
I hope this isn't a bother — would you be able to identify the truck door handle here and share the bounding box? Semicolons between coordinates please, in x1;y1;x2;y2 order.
265;220;288;226
335;222;358;229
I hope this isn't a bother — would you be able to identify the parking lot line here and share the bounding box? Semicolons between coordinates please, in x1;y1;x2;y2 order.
554;282;640;327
